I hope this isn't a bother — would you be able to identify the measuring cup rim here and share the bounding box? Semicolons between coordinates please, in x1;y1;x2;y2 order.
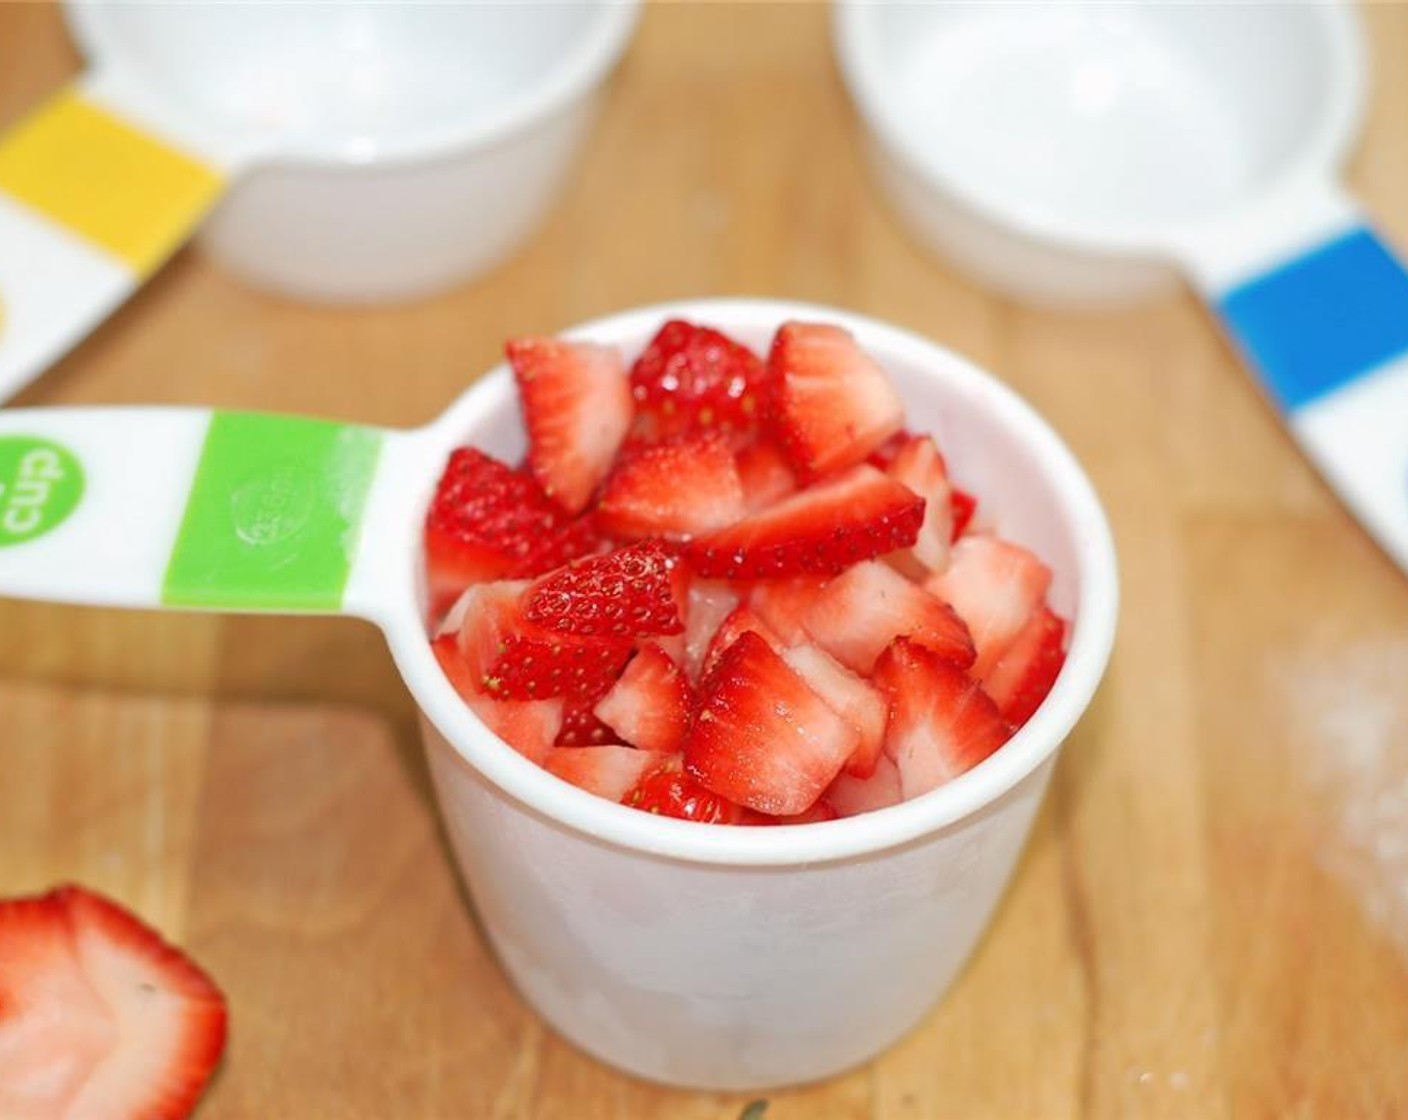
62;0;641;169
372;297;1120;868
833;0;1368;261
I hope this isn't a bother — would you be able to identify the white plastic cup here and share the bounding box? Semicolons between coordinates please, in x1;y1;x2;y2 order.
0;299;1118;1090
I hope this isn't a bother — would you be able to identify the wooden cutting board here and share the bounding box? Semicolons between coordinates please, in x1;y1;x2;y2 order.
3;3;1408;1116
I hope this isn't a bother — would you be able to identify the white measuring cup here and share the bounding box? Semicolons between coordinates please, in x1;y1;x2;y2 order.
836;2;1408;578
0;1;638;401
0;298;1118;1089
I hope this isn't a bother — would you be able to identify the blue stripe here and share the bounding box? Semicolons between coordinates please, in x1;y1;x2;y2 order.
1217;227;1408;412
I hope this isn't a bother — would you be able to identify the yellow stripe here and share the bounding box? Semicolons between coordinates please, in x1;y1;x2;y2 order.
0;90;223;275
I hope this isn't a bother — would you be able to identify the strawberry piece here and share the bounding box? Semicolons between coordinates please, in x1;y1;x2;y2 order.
923;534;1053;677
628;319;767;441
597;433;744;539
433;635;563;761
554;700;618;747
950;488;977;541
508;337;632;513
680;579;740;682
734;438;798;512
865;428;915;470
701;604;784;678
545;746;672;801
0;885;227;1120
523;541;686;640
781;643;888;778
686;464;923;579
624;762;746;823
423;447;568;618
684;631;858;815
800;560;975;674
594;643;694;753
825;754;904;817
509;514;608;579
767;321;905;478
748;576;828;645
740;800;840;826
981;605;1067;727
874;639;1010;799
886;434;953;574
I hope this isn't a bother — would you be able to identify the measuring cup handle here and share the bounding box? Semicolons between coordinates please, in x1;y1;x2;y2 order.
0;76;237;403
0;406;415;619
1176;179;1408;575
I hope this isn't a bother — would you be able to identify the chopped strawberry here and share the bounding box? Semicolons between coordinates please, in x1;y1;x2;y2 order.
684;631;858;815
0;885;227;1120
686;464;923;579
509;513;608;579
747;576;828;645
546;746;671;801
981;605;1066;726
624;762;746;823
597;433;744;539
523;541;686;640
950;488;978;541
767;321;905;478
433;635;563;761
680;579;740;682
740;800;840;826
825;755;903;817
886;434;953;574
865;428;915;470
800;560;975;674
923;534;1052;677
734;438;798;512
873;639;1010;799
554;699;618;746
508;337;632;513
701;604;784;678
593;643;694;753
781;643;888;778
628;319;767;441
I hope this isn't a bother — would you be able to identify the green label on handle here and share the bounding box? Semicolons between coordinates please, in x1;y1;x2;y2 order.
162;412;383;611
0;436;84;547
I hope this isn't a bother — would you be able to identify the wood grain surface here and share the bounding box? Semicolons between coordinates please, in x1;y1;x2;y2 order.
4;4;1408;1117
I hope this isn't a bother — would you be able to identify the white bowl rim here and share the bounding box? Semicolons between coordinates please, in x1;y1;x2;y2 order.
62;0;641;168
380;297;1120;867
832;0;1367;260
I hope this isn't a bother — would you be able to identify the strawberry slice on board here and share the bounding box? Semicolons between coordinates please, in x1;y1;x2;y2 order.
628;319;768;442
593;643;694;753
686;464;924;580
684;631;859;816
624;762;746;823
597;433;745;540
923;534;1053;678
825;754;904;818
0;885;227;1120
981;605;1067;727
766;321;905;479
734;438;798;512
885;434;954;575
507;337;633;514
780;643;888;779
522;541;687;641
800;560;975;675
873;639;1011;800
545;746;673;801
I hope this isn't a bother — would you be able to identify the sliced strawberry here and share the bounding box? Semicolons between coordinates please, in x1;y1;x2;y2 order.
440;580;528;677
523;541;686;640
767;321;905;478
825;755;904;817
624;762;746;823
781;643;888;778
593;643;694;753
628;319;767;441
554;699;618;747
0;885;227;1120
800;560;975;674
886;434;953;574
681;579;740;682
748;576;828;645
981;605;1067;727
684;631;858;815
701;605;783;678
423;447;567;618
686;464;923;579
734;438;798;512
597;433;744;539
740;800;840;826
923;534;1052;677
509;513;608;579
874;639;1010;799
433;635;563;761
865;428;915;470
545;746;671;801
508;337;632;513
950;488;978;541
